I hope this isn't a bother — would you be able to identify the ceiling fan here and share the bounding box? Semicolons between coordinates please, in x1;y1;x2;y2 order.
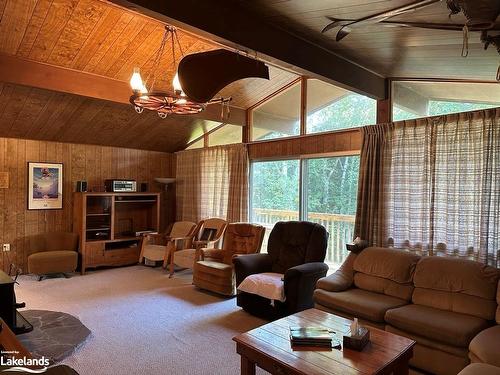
322;0;500;80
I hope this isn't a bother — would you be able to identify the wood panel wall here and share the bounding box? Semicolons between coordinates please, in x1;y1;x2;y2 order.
247;128;362;159
0;137;175;273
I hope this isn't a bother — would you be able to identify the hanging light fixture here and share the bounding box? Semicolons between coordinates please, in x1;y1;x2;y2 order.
129;25;231;119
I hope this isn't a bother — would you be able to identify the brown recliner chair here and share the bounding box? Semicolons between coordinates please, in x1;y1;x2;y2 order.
28;232;79;281
193;223;265;296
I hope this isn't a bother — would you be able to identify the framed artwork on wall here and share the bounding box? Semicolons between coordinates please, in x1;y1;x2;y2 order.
27;162;63;210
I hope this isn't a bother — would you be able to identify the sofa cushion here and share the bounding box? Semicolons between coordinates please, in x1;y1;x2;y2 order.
352;247;419;301
413;257;500;320
385;304;490;347
354;273;414;301
313;288;408;323
458;364;500;375
353;247;420;283
469;325;500;367
28;250;77;274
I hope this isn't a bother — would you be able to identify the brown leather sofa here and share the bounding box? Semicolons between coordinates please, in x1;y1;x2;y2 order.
313;247;500;375
28;232;79;280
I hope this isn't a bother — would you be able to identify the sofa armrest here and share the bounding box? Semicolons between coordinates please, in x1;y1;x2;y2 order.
233;253;272;286
284;262;329;313
316;252;357;292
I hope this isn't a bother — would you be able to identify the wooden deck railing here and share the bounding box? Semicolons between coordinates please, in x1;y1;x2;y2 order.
252;208;355;266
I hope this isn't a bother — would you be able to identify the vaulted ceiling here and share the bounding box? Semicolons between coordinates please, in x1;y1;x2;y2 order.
0;0;298;152
1;0;498;152
235;0;499;81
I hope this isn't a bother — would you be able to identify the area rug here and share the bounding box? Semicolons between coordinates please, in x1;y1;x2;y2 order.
17;310;91;363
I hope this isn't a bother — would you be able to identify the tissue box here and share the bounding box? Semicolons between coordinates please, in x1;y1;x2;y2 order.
343;326;370;351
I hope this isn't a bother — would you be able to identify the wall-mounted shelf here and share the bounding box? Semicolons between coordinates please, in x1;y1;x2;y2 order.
73;192;160;274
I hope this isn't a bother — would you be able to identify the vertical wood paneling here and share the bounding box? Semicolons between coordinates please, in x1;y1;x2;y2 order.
0;137;175;273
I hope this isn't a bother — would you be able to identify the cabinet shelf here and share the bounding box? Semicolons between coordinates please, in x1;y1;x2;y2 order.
86;227;111;232
115;200;157;203
86;213;111;216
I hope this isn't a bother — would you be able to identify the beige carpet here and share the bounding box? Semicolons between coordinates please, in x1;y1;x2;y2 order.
16;266;267;375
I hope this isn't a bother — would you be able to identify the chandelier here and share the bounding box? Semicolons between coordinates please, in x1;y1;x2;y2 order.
129;26;231;119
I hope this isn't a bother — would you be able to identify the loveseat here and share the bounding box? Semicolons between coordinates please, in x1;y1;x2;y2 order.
313;247;500;375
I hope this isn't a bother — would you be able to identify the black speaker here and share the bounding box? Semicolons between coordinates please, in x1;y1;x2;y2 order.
76;181;87;192
140;182;148;192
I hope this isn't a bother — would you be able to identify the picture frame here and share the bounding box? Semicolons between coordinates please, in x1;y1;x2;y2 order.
27;162;63;210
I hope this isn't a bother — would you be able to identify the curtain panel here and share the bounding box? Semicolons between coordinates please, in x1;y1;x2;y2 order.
355;108;500;266
176;144;249;223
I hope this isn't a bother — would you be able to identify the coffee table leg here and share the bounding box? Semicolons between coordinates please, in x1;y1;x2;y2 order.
241;355;256;375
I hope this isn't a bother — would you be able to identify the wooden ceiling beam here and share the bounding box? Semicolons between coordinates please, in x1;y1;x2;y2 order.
0;53;246;126
108;0;388;99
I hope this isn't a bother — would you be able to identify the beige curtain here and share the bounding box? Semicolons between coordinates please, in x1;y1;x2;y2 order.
176;144;248;223
355;108;500;266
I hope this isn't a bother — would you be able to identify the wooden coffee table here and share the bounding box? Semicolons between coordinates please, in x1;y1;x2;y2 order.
233;308;415;375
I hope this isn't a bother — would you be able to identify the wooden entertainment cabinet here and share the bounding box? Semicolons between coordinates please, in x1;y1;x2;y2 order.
73;192;160;274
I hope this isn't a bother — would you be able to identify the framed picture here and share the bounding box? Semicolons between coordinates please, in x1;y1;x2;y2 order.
28;162;63;210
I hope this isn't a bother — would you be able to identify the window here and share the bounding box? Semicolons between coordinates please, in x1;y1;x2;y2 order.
251;82;301;141
250;155;360;270
208;124;242;147
306;79;376;133
186;139;204;150
250;160;300;250
392;81;500;121
303;156;359;268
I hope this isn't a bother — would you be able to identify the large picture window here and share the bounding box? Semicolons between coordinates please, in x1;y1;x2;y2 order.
306;79;376;134
392;81;500;121
250;155;360;270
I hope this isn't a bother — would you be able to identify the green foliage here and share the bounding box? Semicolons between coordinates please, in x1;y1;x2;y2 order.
251;156;359;216
307;94;376;133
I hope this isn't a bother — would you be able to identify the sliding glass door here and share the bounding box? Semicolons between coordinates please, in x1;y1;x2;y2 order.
250;159;300;251
303;156;359;269
250;155;359;270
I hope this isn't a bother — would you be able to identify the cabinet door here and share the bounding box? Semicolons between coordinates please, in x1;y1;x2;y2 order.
85;242;105;266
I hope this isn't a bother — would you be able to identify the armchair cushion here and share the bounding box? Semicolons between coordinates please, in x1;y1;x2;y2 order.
142;244;168;262
237;272;285;302
268;221;327;274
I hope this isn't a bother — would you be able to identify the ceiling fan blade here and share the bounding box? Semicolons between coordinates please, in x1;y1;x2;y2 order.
336;26;353;41
324;0;442;39
323;17;500;32
178;49;270;104
322;17;352;34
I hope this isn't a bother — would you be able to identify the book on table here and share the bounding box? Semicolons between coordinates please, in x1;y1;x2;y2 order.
289;327;334;347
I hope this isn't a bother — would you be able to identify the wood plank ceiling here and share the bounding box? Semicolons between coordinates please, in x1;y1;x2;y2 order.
235;0;500;81
0;0;298;151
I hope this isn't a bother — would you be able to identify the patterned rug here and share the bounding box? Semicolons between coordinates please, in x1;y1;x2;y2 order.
17;310;91;363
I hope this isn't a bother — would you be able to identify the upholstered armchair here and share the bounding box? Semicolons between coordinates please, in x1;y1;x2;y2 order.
169;218;227;277
28;232;79;281
139;221;196;268
233;221;328;319
193;223;265;296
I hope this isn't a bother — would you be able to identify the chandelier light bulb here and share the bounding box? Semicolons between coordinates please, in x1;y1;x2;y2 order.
172;72;183;94
130;67;145;93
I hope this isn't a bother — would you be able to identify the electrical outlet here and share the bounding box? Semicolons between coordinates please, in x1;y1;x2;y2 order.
2;244;10;252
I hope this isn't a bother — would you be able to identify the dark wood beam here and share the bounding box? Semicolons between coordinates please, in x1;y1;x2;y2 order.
108;0;388;100
0;53;246;126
